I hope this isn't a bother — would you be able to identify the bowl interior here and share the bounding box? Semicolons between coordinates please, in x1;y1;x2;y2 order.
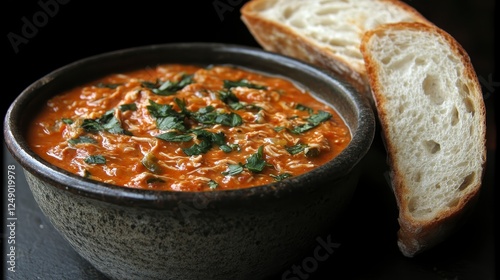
4;42;375;207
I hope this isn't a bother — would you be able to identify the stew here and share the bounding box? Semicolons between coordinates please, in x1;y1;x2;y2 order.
27;64;351;191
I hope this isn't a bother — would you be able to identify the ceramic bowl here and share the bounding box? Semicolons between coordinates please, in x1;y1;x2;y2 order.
4;43;375;280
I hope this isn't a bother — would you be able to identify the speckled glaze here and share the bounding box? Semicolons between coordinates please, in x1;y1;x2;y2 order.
4;43;375;280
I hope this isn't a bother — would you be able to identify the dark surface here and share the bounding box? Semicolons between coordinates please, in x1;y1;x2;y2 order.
2;0;496;279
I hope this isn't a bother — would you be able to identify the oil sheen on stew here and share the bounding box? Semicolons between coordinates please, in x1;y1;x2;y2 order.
27;64;351;191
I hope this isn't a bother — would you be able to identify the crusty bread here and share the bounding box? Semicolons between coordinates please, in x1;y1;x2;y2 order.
360;22;487;257
240;0;431;95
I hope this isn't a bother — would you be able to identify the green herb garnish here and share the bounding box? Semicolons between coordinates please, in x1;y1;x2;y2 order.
223;79;267;90
208;180;218;190
81;110;131;135
288;110;332;134
146;100;187;131
191;106;243;127
155;132;193;142
270;173;292;181
295;104;313;114
96;82;122;89
222;163;245;176
144;74;193;96
68;136;97;146
285;143;308;155
84;155;106;164
62;118;73;124
119;103;137;112
245;146;268;173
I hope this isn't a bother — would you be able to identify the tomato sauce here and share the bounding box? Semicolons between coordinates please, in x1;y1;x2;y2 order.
27;65;351;191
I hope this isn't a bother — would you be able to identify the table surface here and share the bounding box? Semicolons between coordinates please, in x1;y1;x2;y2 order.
2;133;496;279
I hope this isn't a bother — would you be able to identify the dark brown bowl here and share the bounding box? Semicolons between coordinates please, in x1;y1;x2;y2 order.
3;43;375;280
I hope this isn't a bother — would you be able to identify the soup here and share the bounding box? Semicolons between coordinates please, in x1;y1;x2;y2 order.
27;64;351;191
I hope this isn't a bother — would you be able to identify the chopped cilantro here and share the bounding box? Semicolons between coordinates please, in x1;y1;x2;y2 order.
223;79;267;90
191;106;243;127
182;139;212;156
308;110;332;126
208;180;218;190
95;82;122;89
68;136;97;146
222;163;244;176
62;118;73;124
273;126;286;133
219;145;233;153
270;173;292;181
146;100;187;131
218;89;239;104
288;110;332;134
295;104;313;114
144;74;193;96
84;155;106;164
229;102;262;112
155;132;193;142
119;103;137;112
81;110;131;135
285;143;308;155
245;146;268;173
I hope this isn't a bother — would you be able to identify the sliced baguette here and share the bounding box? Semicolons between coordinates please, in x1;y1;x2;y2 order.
240;0;431;95
360;22;487;257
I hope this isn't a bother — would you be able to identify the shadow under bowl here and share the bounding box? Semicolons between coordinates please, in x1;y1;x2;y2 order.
3;43;375;280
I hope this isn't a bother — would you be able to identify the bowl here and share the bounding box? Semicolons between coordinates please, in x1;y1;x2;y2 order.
3;43;375;280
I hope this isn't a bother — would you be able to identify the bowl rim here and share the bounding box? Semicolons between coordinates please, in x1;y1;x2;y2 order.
3;42;375;209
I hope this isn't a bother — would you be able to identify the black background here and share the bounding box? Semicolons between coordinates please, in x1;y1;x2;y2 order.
2;0;497;279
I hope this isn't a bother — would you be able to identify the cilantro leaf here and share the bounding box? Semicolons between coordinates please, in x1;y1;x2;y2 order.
285;143;308;155
182;139;212;156
208;180;218;190
81;110;131;135
218;89;239;104
84;155;106;164
68;136;97;146
308;110;332;125
146;74;194;96
222;163;244;176
288;110;332;134
191;106;243;127
295;104;313;114
155;132;193;142
270;173;292;181
62;118;73;124
223;79;267;90
119;103;137;112
229;102;262;112
245;146;267;173
95;82;122;89
146;100;187;131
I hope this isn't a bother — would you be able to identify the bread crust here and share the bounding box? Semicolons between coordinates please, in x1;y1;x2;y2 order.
240;0;432;97
361;22;487;257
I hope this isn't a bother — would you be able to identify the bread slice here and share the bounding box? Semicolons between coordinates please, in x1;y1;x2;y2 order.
360;22;487;257
240;0;431;94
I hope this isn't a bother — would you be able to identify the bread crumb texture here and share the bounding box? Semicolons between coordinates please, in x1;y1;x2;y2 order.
253;0;423;74
368;27;484;221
